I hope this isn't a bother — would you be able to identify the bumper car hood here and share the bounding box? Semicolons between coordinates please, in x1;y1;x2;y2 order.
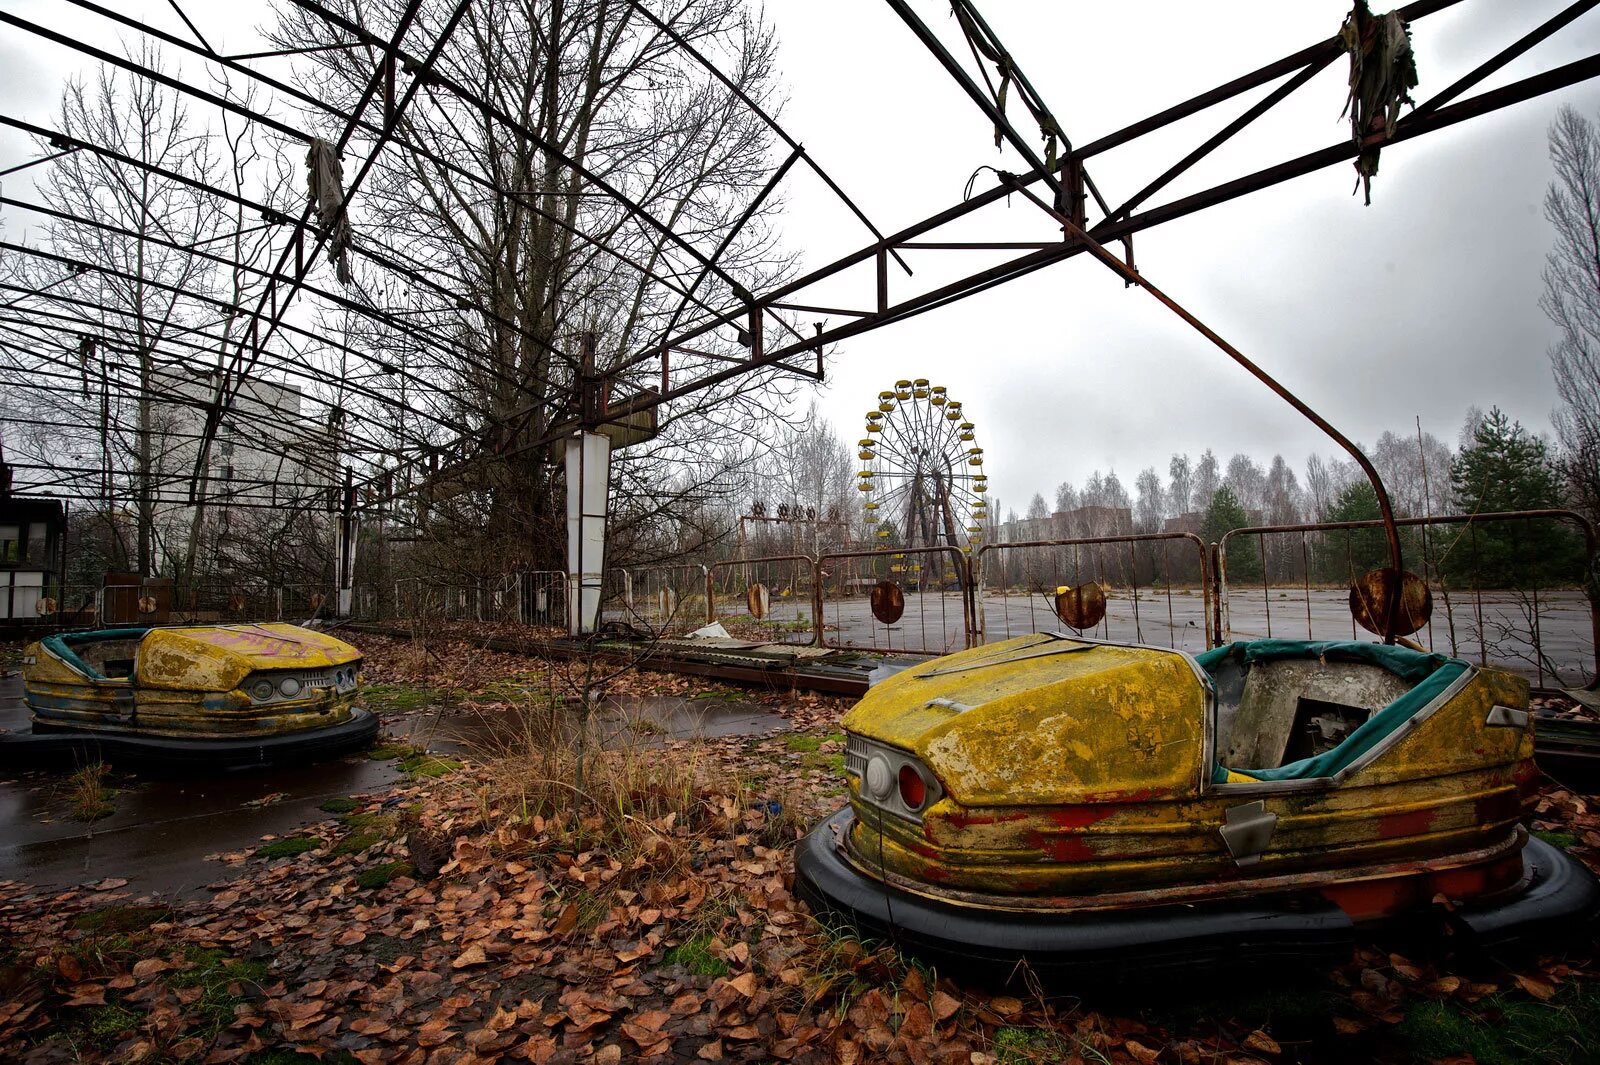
845;636;1210;807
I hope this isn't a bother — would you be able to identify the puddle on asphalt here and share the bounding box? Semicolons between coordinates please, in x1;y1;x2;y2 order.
0;676;785;900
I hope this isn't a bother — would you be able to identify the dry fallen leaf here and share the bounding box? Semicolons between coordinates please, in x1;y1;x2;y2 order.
1243;1029;1281;1055
452;944;488;969
1124;1038;1162;1064
931;990;962;1022
1513;973;1558;1001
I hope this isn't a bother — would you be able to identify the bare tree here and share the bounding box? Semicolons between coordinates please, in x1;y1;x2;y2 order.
269;0;797;582
1541;104;1600;522
2;43;225;575
1167;453;1194;517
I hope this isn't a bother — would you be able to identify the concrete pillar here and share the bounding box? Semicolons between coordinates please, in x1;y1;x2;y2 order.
565;430;610;635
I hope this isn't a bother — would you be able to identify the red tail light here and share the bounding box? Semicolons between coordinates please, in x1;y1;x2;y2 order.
898;765;926;810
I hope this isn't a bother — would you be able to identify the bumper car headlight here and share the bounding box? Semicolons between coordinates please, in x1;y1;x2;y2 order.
848;735;944;822
249;679;275;702
279;677;303;698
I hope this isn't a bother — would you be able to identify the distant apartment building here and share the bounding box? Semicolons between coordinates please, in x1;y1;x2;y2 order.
995;505;1135;544
151;367;337;571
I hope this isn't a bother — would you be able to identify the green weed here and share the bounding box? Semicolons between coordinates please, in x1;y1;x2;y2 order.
355;861;414;889
254;837;319;860
1533;828;1580;849
70;906;171;935
1397;985;1600;1065
663;935;729;977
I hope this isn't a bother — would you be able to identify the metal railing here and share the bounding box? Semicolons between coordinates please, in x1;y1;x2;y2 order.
818;545;974;655
1218;510;1599;689
707;554;819;645
974;532;1212;652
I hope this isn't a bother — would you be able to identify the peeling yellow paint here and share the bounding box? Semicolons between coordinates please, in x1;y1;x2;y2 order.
22;623;365;740
842;637;1535;905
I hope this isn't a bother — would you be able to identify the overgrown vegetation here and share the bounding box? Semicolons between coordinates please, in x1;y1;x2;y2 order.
65;763;116;822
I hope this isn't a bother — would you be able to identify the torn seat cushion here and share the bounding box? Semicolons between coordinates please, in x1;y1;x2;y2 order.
1196;640;1470;783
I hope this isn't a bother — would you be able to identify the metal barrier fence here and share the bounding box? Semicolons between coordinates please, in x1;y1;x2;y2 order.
708;555;819;645
974;532;1212;652
220;510;1594;685
521;570;567;628
604;563;712;635
392;576;526;624
818;545;974;655
1218;510;1599;689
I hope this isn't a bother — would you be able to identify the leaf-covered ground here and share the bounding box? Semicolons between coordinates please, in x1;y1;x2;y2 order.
1;630;1598;1064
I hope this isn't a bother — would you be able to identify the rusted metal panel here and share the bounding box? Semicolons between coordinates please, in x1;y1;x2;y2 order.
840;634;1534;910
22;623;363;740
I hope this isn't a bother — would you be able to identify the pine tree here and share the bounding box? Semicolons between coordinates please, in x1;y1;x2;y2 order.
1447;408;1581;586
1203;485;1261;583
1321;481;1387;582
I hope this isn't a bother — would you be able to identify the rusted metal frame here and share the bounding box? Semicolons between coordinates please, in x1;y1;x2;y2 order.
223;40;367;62
973;532;1211;649
1259;535;1272;638
294;0;753;307
947;0;1116;230
212;0;452;421
883;0;1062;203
0;147;79;179
620;0;911;278
1073;0;1467;160
1007;175;1410;641
0;292;407;434
818;545;973;655
895;241;1062;251
165;0;215;55
1090;50;1600;246
1217;510;1599;687
1409;0;1600;121
1101;53;1337;228
457;0;1484;394
381;9;1600;506
0;462;340;513
768;301;873;318
0;335;396;462
613;44;1600;416
658;146;803;350
62;0;636;373
0;194;523;399
0;12;307;142
0;242;478;438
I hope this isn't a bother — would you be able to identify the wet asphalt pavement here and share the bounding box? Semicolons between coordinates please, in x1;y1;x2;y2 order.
0;673;785;900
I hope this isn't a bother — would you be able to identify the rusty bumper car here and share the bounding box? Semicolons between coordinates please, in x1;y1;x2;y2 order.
1;623;376;769
795;636;1600;980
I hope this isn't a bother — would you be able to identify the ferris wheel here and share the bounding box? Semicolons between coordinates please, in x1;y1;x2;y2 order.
857;379;989;585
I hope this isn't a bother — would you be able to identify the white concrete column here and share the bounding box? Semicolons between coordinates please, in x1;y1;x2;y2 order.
565;430;611;635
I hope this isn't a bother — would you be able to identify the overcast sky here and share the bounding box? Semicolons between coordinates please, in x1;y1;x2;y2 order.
4;1;1600;516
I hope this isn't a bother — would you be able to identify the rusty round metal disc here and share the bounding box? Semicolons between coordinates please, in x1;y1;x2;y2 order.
870;580;905;624
746;582;770;620
137;595;157;615
309;592;326;613
1349;568;1433;638
1054;582;1107;630
228;593;247;613
35;597;56;616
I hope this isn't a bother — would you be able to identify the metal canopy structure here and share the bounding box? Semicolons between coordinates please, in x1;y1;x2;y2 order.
2;0;1598;603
